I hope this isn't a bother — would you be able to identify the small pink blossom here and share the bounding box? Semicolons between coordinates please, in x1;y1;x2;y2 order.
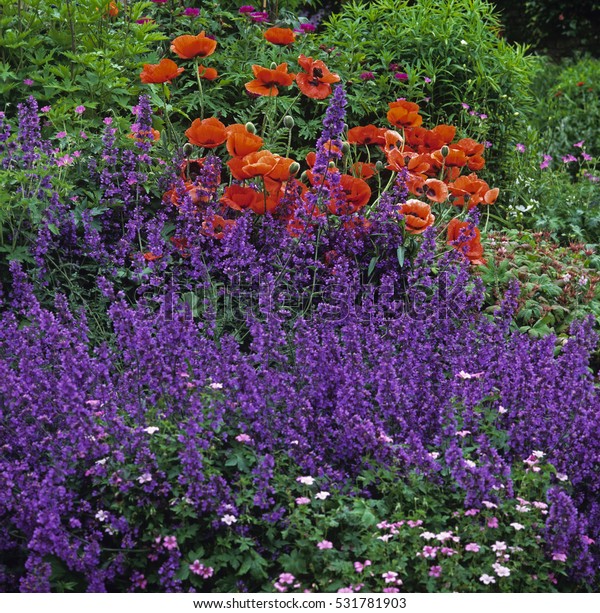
422;545;437;559
382;587;399;593
465;543;480;552
429;565;442;578
221;514;237;525
479;574;495;585
278;573;295;585
382;571;398;583
552;552;567;562
235;433;252;444
163;535;177;550
487;517;499;528
295;497;311;505
317;540;333;550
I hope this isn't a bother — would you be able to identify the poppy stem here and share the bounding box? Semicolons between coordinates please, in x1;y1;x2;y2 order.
195;59;205;119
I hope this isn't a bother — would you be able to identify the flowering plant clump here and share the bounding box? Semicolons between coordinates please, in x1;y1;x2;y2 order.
0;0;599;596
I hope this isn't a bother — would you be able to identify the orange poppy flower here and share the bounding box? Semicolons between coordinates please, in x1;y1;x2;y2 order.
449;173;499;209
140;58;184;84
185;117;227;148
225;125;263;157
198;65;218;80
454;138;484;157
347;125;387;147
327;174;371;215
399;199;435;234
264;27;296;45
143;251;161;261
296;54;340;100
202;215;235;240
387;101;423;129
406;172;427;197
245;63;295;97
447;218;485;265
432;146;468;168
163;181;211;209
179;158;205;181
127;128;160;143
170;32;217;59
423;178;448;203
170;236;190;258
351;161;377;180
107;1;119;17
221;185;263;212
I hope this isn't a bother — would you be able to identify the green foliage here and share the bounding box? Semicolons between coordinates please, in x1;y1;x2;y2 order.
479;229;600;344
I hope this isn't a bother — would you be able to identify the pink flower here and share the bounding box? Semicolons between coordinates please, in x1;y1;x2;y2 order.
354;560;371;573
236;433;252;443
573;140;585;148
56;131;67;139
491;541;507;553
360;71;375;81
562;154;578;163
163;535;178;550
429;565;442;578
382;571;398;583
239;5;255;12
582;152;592;161
492;562;510;577
295;497;311;505
317;540;333;550
552;552;567;562
296;476;315;485
479;574;495;585
516;143;526;153
337;587;354;593
75;105;86;114
487;517;499;528
382;587;399;593
540;154;552;169
41;105;51;113
189;560;204;575
465;543;480;552
183;7;200;16
422;546;437;559
23;78;34;86
440;547;456;556
278;573;295;585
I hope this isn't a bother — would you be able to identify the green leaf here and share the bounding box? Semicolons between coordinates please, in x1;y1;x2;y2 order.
397;246;405;267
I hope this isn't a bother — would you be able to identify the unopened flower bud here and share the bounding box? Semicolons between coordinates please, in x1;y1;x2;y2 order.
328;161;336;168
270;62;277;70
441;145;450;158
245;122;256;134
289;161;300;175
300;171;308;182
375;160;385;171
283;115;294;129
341;141;350;155
183;143;194;157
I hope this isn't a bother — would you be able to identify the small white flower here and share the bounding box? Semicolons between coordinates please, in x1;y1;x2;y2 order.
556;473;568;482
498;405;508;414
532;450;545;459
429;451;440;459
465;460;476;468
482;500;498;509
491;541;507;553
296;476;315;485
510;522;525;531
138;472;152;484
143;426;159;435
95;510;109;522
315;491;330;500
209;382;223;390
221;514;237;526
460;39;468;45
95;458;108;466
420;532;436;540
515;504;530;513
479;574;495;585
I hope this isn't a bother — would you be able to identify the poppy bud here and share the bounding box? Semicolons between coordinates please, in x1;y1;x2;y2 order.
441;145;450;158
328;161;336;168
341;141;350;155
289;161;300;175
375;160;385;171
343;123;349;133
300;171;308;182
245;122;256;134
283;115;294;129
183;143;194;157
270;62;277;70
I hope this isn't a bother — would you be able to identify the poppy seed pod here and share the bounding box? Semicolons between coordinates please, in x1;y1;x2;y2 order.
245;122;256;134
183;143;194;157
283;115;295;129
441;145;450;158
288;161;300;175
